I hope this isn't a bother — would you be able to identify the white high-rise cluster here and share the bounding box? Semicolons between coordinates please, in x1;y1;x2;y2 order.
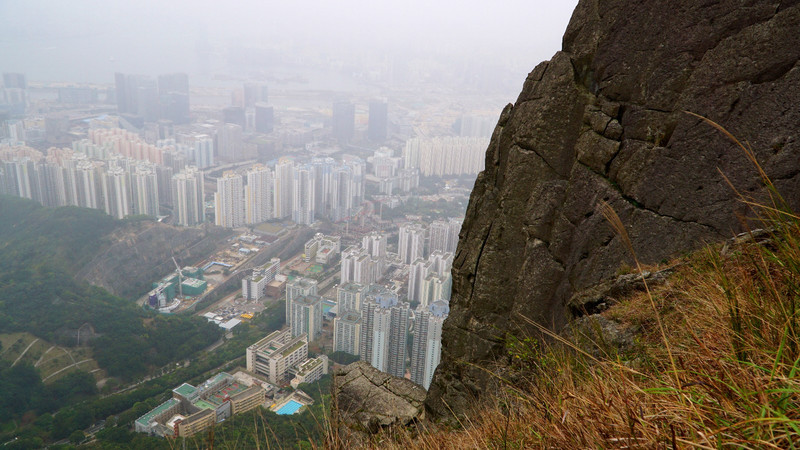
403;136;488;177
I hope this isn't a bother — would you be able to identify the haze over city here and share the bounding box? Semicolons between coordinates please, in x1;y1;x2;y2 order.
0;1;585;447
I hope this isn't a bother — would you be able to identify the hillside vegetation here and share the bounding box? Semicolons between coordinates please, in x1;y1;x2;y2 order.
0;196;221;381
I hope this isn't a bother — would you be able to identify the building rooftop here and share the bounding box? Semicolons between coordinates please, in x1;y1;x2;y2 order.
135;398;180;427
174;383;197;398
295;357;323;376
282;339;306;357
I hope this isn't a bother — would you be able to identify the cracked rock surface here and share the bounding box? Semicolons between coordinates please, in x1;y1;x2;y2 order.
426;0;800;420
333;361;426;443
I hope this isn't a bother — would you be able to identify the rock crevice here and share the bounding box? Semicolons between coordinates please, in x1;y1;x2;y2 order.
425;0;800;420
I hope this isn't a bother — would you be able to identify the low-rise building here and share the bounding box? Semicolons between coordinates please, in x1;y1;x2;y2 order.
289;355;329;389
246;329;309;385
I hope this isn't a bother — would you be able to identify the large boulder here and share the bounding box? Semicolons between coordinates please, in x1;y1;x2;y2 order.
426;0;800;420
333;361;426;444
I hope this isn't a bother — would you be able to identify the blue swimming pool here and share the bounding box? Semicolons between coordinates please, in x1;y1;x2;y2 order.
276;400;303;415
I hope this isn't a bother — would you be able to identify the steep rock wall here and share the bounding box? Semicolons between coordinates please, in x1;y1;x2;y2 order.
427;0;800;419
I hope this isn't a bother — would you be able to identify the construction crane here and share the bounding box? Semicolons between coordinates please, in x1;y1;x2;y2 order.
172;256;183;298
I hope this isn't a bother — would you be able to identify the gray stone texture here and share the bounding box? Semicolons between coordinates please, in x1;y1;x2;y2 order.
426;0;800;420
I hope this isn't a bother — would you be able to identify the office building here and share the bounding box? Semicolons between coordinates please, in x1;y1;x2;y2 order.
243;83;268;108
290;294;323;341
215;171;244;228
410;300;449;389
158;73;190;124
254;103;274;133
245;164;273;224
332;101;355;142
368;99;388;142
310;157;334;219
222;106;246;128
246;329;309;385
333;312;361;356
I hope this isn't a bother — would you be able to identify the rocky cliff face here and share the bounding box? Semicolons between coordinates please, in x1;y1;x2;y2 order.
426;0;800;419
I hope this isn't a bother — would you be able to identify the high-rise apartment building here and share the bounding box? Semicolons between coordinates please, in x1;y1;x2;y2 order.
290;294;323;342
171;166;205;226
245;165;273;224
360;291;409;378
292;164;315;225
410;300;449;389
131;164;160;216
102;166;131;219
398;223;426;264
340;246;379;285
218;123;243;162
330;164;353;222
215;171;244;228
403;136;488;177
273;158;293;219
337;282;367;313
362;232;387;260
193;135;214;169
285;277;318;326
333;311;361;356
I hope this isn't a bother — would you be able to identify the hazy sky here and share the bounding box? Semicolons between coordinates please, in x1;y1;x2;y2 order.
0;0;580;84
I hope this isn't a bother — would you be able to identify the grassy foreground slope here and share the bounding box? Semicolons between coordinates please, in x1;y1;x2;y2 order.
346;137;800;448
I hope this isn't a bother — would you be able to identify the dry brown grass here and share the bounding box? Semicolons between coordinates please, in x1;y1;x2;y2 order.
338;118;800;449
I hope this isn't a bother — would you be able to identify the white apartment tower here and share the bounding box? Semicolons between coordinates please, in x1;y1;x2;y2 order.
102;166;131;219
273;158;293;219
410;300;449;389
292;164;315;225
398;223;426;264
215;171;244;228
337;282;366;313
333;311;361;356
285;277;318;325
360;291;410;378
245;165;273;224
171;166;204;226
131;164;159;216
290;294;323;341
